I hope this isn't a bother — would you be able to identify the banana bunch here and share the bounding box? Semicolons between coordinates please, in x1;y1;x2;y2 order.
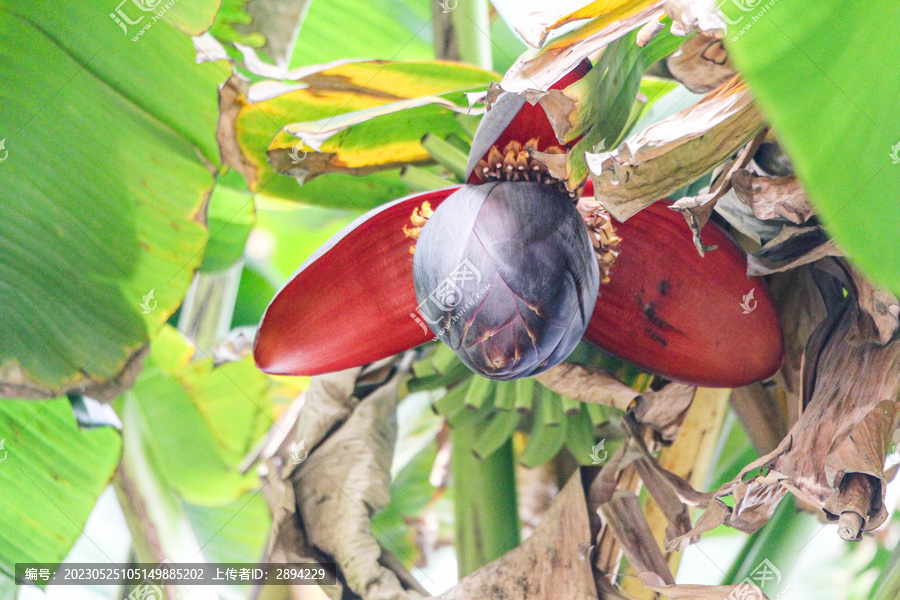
409;343;636;467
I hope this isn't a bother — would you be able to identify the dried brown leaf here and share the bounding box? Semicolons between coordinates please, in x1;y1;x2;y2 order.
528;146;573;183
633;457;693;541
648;583;769;600
217;75;259;186
667;34;735;93
618;389;728;598
766;266;828;405
846;267;900;345
674;265;900;546
599;490;676;586
535;364;699;444
255;360;425;600
747;227;841;276
430;472;599;600
601;474;770;599
587;444;638;516
713;189;785;246
298;370;423;600
622;413;715;509
732;170;815;224
534;362;642;412
533;88;580;144
667;126;764;255
633;383;696;443
823;401;900;532
727;479;788;532
666;499;729;551
668;192;720;255
831;474;873;542
588;81;765;222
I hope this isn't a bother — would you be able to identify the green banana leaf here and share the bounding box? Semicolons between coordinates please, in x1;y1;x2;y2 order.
724;0;900;294
119;326;274;505
219;60;496;209
288;0;433;67
0;399;121;580
0;0;224;399
201;172;257;274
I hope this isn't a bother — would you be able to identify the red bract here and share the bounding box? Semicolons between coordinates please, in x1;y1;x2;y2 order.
254;188;451;376
583;188;784;387
254;179;783;387
465;59;592;183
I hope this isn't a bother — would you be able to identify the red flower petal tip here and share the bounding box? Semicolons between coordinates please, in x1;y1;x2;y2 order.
253;188;459;376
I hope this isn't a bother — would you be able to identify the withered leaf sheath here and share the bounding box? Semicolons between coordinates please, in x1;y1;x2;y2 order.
412;181;600;380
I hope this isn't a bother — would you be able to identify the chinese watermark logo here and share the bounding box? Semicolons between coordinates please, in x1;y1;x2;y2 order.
714;0;765;25
727;559;788;600
589;439;607;465
411;259;489;337
889;141;900;165
127;582;163;600
289;439;309;465
740;288;757;314
289;141;307;165
0;439;7;464
0;138;8;163
109;0;180;41
439;0;458;13
714;0;780;41
141;289;157;314
748;559;780;587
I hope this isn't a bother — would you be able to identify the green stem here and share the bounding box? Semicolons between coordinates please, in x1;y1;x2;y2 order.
451;419;520;577
452;0;492;70
113;395;213;600
400;166;452;191
873;542;900;600
421;134;469;180
176;260;243;355
433;0;492;70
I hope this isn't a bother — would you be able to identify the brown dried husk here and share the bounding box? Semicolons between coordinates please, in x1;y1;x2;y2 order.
670;259;900;548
